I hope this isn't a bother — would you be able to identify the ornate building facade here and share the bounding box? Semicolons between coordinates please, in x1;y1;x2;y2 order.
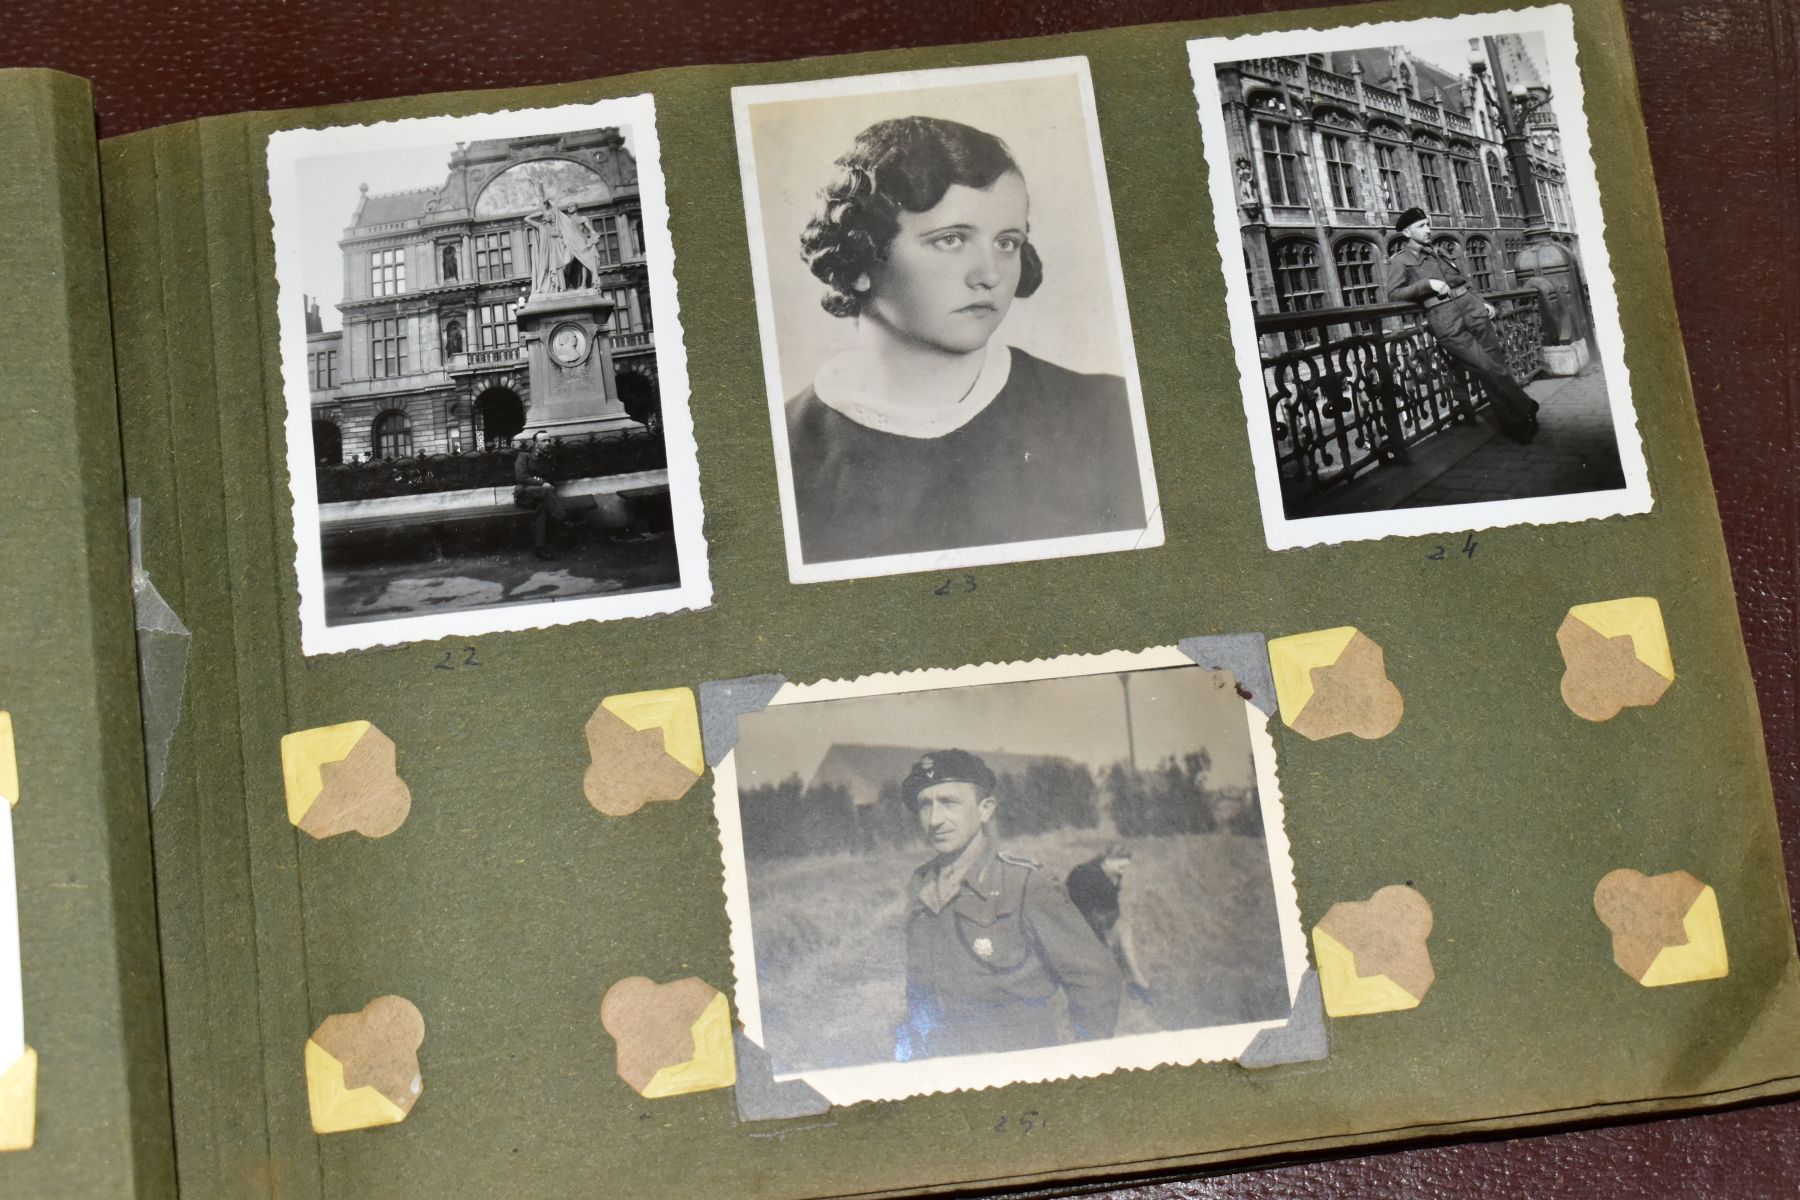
1216;38;1577;341
305;128;658;465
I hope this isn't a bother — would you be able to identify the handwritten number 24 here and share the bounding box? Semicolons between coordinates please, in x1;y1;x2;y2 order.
1427;534;1479;562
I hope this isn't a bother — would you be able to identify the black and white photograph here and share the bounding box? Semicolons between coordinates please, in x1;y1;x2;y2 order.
713;649;1305;1105
1189;6;1650;550
270;97;709;654
733;59;1163;584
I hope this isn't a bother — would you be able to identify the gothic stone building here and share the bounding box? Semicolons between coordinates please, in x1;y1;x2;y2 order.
1216;39;1577;344
305;128;658;465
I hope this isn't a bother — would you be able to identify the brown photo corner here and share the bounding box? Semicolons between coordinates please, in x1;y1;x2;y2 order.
7;0;1795;1194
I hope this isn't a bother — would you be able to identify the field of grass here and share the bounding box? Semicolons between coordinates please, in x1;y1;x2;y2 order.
746;830;1290;1074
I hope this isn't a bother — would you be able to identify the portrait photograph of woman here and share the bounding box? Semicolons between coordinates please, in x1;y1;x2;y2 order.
734;59;1162;583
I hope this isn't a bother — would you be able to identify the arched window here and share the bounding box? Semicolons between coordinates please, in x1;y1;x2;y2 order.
312;420;342;467
1487;151;1518;217
473;389;524;449
1431;236;1463;270
372;409;413;460
1373;140;1408;213
1272;239;1325;312
1452;157;1484;218
1417;149;1450;213
1333;239;1380;306
1466;237;1495;291
616;370;661;430
1320;132;1361;209
443;318;464;357
1255;120;1304;207
441;243;458;282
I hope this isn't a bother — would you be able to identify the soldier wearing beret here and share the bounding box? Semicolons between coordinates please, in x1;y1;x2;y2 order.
1385;207;1540;443
895;750;1123;1060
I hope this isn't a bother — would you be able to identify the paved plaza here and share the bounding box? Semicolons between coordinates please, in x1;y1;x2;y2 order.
1306;360;1623;516
323;528;678;625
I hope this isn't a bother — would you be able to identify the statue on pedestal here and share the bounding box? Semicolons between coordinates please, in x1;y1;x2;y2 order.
524;182;606;298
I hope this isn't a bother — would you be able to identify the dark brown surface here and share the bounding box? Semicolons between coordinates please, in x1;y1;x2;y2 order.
6;0;1796;1194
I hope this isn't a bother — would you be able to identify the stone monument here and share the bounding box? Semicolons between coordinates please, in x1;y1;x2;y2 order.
515;182;629;437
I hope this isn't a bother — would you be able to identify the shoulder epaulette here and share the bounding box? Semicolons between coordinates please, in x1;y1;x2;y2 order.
996;851;1042;871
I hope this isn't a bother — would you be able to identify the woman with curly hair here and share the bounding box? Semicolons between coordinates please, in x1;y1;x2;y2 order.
786;115;1148;565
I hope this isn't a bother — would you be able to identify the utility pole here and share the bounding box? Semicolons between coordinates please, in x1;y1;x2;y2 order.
1119;673;1138;774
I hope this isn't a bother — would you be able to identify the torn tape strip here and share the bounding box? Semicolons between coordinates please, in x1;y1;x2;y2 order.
129;499;191;810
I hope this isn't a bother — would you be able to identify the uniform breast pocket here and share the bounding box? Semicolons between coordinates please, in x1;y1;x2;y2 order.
954;908;1030;973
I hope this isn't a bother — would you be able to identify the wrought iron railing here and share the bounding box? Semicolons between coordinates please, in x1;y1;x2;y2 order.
316;427;665;503
1255;290;1543;511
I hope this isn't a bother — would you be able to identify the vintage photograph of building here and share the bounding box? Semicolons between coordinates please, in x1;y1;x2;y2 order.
270;98;710;654
1190;8;1650;549
712;648;1306;1107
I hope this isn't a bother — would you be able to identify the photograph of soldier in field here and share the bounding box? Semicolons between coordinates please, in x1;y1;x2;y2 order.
895;750;1122;1060
723;659;1297;1087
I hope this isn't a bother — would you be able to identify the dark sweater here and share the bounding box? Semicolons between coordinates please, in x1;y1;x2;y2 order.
784;347;1147;564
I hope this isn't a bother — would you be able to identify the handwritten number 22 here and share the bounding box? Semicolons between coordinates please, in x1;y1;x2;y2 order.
433;646;483;671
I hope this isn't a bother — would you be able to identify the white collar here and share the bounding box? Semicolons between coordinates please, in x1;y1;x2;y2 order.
812;340;1014;440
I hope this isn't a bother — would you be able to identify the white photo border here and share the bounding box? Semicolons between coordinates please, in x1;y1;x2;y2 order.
711;645;1308;1107
731;57;1165;585
268;95;711;656
1187;5;1652;550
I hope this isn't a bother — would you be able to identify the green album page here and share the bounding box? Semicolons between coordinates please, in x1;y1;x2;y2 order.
0;69;176;1200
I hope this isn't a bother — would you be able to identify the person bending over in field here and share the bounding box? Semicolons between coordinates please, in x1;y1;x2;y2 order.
894;750;1122;1060
1065;842;1153;1002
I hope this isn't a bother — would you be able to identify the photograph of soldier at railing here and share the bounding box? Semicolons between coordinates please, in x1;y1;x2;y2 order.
295;125;680;626
729;667;1289;1075
1215;32;1625;519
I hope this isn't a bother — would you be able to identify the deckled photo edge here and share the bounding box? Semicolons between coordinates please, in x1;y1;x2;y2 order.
708;644;1310;1108
266;95;711;657
1186;4;1652;553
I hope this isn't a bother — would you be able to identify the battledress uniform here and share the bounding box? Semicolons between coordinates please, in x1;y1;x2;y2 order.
1384;240;1540;440
513;442;567;553
901;830;1123;1059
